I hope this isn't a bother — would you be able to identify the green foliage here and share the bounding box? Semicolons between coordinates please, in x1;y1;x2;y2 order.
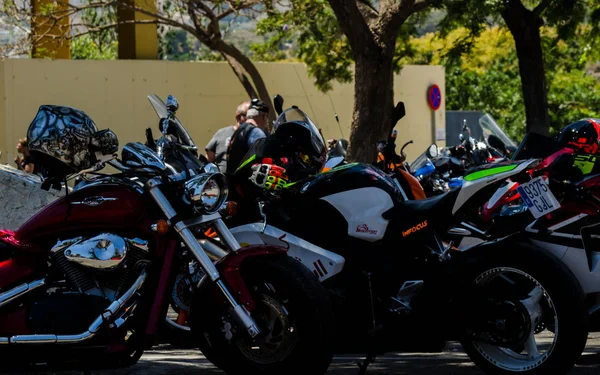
253;0;353;91
252;0;431;92
158;28;223;61
71;0;118;60
403;26;600;139
71;34;117;60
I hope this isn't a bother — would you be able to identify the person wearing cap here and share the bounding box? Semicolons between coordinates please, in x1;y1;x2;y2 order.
226;98;270;174
205;101;250;172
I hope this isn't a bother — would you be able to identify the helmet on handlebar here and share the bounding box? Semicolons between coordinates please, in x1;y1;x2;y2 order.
27;105;118;177
272;107;326;173
556;118;600;155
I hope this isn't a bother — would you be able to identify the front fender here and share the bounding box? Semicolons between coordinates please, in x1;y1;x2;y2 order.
215;245;288;311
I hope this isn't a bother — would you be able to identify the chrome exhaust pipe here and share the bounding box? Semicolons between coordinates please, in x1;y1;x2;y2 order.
0;279;45;308
5;269;147;345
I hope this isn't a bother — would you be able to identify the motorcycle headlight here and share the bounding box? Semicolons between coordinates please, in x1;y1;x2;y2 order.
183;173;228;214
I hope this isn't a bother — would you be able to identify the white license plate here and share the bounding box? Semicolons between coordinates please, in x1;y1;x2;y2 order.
516;176;560;218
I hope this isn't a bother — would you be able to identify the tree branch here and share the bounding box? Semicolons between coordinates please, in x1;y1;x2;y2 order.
533;0;551;17
186;0;211;42
327;0;377;53
217;0;260;20
193;0;222;38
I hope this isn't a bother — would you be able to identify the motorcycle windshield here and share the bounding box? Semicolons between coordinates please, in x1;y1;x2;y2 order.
410;150;430;172
147;94;197;148
478;114;517;150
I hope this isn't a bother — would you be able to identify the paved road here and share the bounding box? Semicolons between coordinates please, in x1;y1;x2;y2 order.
5;334;600;374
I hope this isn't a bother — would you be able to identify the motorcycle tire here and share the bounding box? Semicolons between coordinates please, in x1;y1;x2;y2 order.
188;255;335;375
459;248;588;375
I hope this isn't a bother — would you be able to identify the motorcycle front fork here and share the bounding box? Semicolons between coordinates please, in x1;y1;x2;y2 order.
148;181;261;338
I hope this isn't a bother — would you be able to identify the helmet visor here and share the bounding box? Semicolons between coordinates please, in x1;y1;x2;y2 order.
273;108;325;155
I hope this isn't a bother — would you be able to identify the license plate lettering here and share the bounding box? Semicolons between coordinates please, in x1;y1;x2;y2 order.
516;177;560;219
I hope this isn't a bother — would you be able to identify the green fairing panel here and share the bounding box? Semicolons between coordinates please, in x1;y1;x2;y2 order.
463;164;518;182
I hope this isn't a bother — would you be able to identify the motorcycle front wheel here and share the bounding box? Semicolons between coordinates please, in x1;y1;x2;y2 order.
189;255;335;375
460;250;588;375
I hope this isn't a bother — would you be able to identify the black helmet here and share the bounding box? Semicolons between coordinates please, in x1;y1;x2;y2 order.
272;107;326;172
556;118;600;154
27;105;118;177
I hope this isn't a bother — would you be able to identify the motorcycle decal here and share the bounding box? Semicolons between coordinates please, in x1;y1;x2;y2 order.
71;196;118;206
229;224;345;281
463;164;518;182
453;160;534;215
321;162;359;174
313;260;329;277
320;187;393;242
235;154;256;173
356;224;378;235
402;220;428;237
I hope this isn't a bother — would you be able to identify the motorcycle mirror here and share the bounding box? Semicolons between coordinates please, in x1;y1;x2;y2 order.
392;102;406;127
427;144;439;159
203;163;220;173
274;94;284;115
166;95;179;113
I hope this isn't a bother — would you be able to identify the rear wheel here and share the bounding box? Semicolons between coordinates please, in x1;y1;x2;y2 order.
189;255;335;375
460;251;588;374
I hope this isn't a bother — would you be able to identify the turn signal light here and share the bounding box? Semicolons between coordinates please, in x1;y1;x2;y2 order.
152;220;170;235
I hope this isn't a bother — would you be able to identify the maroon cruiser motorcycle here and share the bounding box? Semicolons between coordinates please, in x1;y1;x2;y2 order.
0;97;334;374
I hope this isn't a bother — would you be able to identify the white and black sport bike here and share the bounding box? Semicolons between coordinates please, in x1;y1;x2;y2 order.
225;98;588;375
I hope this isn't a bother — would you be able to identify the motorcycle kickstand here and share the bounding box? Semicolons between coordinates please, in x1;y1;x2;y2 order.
356;271;382;375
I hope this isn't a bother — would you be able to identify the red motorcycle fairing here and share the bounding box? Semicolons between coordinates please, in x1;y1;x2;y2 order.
16;184;148;242
215;245;288;311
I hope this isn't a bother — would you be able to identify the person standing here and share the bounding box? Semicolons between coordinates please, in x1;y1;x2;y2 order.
226;98;270;174
13;138;37;174
205;101;250;172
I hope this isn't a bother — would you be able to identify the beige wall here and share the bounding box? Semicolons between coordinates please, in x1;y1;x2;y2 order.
0;60;444;166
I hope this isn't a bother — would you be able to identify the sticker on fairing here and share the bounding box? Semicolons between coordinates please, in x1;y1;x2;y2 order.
463;164;518;182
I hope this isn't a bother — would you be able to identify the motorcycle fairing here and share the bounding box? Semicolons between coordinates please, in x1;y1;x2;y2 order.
230;224;345;282
320;187;394;242
452;159;537;215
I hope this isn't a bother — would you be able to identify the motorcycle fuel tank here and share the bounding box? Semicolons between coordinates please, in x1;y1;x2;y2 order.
290;163;403;242
16;183;147;242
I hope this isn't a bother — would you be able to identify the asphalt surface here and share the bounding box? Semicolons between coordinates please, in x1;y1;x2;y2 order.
4;333;600;375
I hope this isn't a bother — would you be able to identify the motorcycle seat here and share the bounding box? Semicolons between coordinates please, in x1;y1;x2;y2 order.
382;188;460;222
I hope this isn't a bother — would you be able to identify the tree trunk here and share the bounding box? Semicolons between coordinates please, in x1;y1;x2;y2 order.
347;52;395;163
216;40;276;125
502;3;550;136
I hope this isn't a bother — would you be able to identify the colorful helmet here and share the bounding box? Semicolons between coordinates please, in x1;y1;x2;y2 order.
27;105;118;177
556;118;600;154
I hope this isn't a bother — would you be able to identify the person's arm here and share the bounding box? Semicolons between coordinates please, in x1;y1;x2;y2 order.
247;128;267;148
14;156;22;169
24;163;35;174
205;133;218;162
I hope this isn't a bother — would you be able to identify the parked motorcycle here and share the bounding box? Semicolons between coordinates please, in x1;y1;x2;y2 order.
225;96;589;375
0;98;334;375
405;115;518;197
